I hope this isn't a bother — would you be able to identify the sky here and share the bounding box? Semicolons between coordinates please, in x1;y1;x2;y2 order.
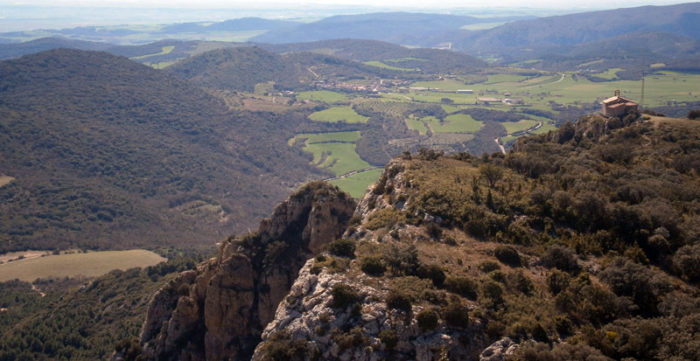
0;0;691;32
4;0;691;9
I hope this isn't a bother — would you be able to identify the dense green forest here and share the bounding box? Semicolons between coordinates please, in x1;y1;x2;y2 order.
0;256;201;361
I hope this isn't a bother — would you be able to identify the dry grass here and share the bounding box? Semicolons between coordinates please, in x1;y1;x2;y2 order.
0;175;14;188
0;249;166;282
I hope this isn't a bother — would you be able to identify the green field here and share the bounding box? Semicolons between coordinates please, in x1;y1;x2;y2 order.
484;73;530;84
291;131;369;176
411;79;470;91
424;114;483;133
405;116;429;135
363;61;418;72
592;67;624;80
292;131;362;145
309;106;369;123
297;90;349;103
131;45;175;60
412;92;476;105
502;119;539;134
0;250;166;282
414;70;700;109
330;168;383;198
460;22;507;30
149;61;176;69
305;142;370;176
384;57;429;63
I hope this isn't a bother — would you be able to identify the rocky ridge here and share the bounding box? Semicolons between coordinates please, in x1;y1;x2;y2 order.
137;182;356;361
250;160;492;361
134;115;700;361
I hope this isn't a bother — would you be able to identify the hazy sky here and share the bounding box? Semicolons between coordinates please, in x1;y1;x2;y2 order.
1;0;691;32
5;0;691;9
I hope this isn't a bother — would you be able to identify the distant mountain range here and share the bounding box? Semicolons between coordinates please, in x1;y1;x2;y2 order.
249;12;525;45
1;3;698;70
451;2;700;62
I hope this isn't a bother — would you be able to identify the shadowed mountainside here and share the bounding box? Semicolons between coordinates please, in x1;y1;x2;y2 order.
0;48;323;253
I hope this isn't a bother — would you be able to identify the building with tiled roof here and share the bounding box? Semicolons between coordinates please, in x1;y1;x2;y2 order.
602;90;638;117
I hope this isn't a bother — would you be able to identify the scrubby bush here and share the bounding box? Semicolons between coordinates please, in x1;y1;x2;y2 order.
479;261;501;273
386;290;412;313
383;244;420;276
541;245;579;273
508;271;534;295
547;269;571;295
444;276;478;300
417;264;446;287
443;302;469;328
360;256;385;276
599;257;670;316
330;284;359;309
494;245;521;267
416;309;439;331
672;244;700;283
261;332;311;361
327;239;355;258
378;329;398;349
481;281;504;305
366;208;406;230
425;222;443;239
513;341;612;361
333;326;367;351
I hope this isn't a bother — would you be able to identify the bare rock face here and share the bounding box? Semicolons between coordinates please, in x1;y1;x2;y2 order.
250;161;489;361
251;260;479;361
138;182;356;361
479;338;519;361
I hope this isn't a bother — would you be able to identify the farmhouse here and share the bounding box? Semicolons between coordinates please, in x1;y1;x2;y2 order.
503;98;524;105
456;89;474;94
602;90;638;117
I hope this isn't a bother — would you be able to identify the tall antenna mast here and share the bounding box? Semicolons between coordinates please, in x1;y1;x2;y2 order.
640;71;645;107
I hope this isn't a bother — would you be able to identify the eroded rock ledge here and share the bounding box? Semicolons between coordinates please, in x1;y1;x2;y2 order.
138;182;356;361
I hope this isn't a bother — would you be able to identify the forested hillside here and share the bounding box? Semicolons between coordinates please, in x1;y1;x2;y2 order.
0;49;323;253
0;256;201;360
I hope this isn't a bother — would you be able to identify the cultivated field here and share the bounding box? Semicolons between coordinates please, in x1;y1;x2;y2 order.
0;249;166;282
0;175;14;188
364;61;417;72
291;131;369;177
308;106;369;123
297;90;349;103
405;116;429;135
502;119;539;134
330;168;384;198
288;68;697;199
131;45;175;60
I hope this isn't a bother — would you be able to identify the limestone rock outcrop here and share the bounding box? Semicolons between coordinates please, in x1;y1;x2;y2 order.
138;182;356;361
251;260;482;361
